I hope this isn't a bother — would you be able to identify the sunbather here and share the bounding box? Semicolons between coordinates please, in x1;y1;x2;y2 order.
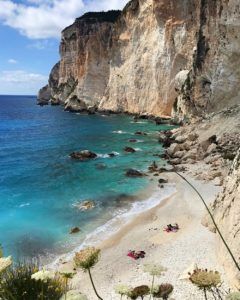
164;223;180;232
127;250;146;260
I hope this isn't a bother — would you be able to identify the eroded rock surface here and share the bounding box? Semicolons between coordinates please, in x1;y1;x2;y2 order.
40;0;240;116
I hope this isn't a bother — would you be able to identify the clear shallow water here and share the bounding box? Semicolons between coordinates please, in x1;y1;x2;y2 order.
0;95;174;260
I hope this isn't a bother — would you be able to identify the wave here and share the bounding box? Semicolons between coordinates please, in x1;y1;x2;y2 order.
112;130;128;134
48;184;176;268
97;152;120;158
130;121;148;124
19;203;30;208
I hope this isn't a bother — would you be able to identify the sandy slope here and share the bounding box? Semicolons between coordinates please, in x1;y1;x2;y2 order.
56;173;229;299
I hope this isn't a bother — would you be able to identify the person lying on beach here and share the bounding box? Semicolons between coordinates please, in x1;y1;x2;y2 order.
127;250;146;260
164;223;179;233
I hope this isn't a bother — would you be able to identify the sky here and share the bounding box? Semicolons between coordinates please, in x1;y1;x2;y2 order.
0;0;129;95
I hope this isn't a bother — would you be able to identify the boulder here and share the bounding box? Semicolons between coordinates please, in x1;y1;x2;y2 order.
70;227;80;234
175;135;187;144
73;200;95;211
70;150;97;161
126;169;144;177
183;149;198;161
124;147;136;153
188;133;199;141
181;141;191;151
129;139;138;143
206;143;217;155
169;158;181;165
158;178;168;184
167;143;181;157
135;131;147;136
148;161;158;172
173;151;185;158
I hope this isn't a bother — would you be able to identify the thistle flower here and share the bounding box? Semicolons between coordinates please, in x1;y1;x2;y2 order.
143;263;167;276
132;285;150;299
115;284;132;296
0;256;12;274
31;269;55;282
74;247;102;300
59;290;88;300
189;268;221;290
74;247;100;271
226;292;240;300
152;283;174;299
144;263;167;300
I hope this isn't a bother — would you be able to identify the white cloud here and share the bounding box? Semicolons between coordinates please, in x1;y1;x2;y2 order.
8;58;18;64
0;70;48;94
27;40;55;50
0;0;129;39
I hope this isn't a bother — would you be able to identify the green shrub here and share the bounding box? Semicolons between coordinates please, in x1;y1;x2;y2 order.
0;262;64;300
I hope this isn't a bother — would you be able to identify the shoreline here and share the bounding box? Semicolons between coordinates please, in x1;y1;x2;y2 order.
48;175;176;267
54;171;229;299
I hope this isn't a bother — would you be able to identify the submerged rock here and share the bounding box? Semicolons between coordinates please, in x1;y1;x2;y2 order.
148;161;158;172
73;200;95;211
126;169;144;177
135;131;147;136
70;150;97;161
124;146;136;153
70;227;81;234
108;152;117;157
158;178;168;184
95;163;107;170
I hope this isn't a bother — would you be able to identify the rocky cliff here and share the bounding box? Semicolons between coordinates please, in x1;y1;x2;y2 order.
39;0;240;117
209;149;240;288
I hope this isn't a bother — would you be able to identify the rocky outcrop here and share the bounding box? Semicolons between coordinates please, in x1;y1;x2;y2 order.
173;0;240;120
70;150;97;161
204;149;240;288
37;62;60;105
37;85;51;105
39;0;240;116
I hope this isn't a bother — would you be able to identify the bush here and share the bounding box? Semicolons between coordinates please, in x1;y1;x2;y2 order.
0;262;64;300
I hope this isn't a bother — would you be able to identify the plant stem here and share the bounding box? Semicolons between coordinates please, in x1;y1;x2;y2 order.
149;275;155;300
64;278;68;300
41;282;44;300
87;268;103;300
203;288;207;300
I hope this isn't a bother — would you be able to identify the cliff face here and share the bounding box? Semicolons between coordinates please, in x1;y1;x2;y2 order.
175;0;240;119
204;149;240;288
39;0;240;117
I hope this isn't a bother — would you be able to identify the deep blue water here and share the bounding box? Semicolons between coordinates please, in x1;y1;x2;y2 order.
0;95;173;260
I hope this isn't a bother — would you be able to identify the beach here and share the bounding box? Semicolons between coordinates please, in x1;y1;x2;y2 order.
56;171;229;299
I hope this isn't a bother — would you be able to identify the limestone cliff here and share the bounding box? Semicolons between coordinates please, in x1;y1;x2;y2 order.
39;0;240;117
204;149;240;288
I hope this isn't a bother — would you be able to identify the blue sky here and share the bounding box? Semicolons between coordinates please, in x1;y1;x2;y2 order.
0;0;128;95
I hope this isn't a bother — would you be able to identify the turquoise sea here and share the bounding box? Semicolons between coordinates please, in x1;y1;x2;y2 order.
0;95;174;261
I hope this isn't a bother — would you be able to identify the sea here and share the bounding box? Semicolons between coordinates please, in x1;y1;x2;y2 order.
0;95;175;262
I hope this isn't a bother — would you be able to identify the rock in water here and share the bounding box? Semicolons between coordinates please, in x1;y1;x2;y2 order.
126;169;144;177
70;227;80;234
37;85;50;106
70;150;97;161
135;131;147;136
73;200;95;211
124;147;136;153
